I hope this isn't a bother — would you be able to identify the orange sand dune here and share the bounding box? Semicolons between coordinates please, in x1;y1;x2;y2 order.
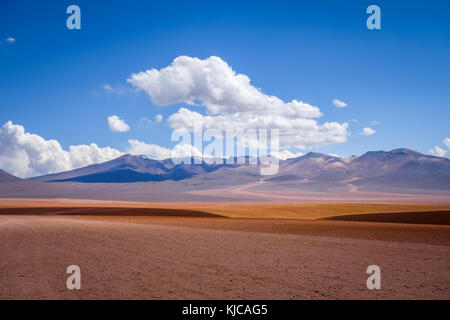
1;198;450;220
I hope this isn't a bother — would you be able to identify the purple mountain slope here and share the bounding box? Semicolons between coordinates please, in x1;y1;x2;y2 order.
12;148;450;190
0;169;21;183
30;154;231;183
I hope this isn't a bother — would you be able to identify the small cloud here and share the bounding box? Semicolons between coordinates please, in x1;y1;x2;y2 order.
139;117;152;124
370;121;379;126
333;99;348;108
103;84;114;92
360;127;375;136
6;37;16;44
351;119;358;123
430;146;447;157
107;115;130;132
155;114;163;123
270;149;303;160
102;84;131;97
328;153;340;157
444;138;450;150
429;138;450;158
127;140;208;160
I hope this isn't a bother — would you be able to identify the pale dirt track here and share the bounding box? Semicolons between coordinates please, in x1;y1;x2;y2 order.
0;214;449;299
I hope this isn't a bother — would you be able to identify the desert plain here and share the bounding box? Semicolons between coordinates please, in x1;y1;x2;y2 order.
0;199;449;300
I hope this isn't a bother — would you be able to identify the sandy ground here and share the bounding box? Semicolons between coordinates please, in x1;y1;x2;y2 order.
0;205;449;299
187;180;450;203
2;180;450;203
1;198;450;219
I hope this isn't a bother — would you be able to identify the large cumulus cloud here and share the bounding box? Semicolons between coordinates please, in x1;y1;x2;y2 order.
127;139;207;160
127;56;349;149
0;121;123;178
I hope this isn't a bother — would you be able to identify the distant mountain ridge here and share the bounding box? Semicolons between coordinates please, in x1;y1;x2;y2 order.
30;154;234;183
0;169;22;183
25;148;450;190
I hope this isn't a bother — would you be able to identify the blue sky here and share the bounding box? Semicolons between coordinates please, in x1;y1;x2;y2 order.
1;0;449;172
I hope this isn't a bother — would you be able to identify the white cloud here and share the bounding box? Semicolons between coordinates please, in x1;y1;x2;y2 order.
0;121;123;178
171;143;207;159
155;114;163;123
360;127;375;136
6;37;15;43
139;117;152;124
370;121;379;126
444;138;450;150
328;153;340;157
101;84;131;97
127;139;206;160
69;143;123;169
270;149;303;160
429;138;450;158
127;140;171;159
128;56;349;149
430;146;447;157
332;99;347;108
103;84;114;92
128;56;322;118
107;115;130;132
428;138;450;158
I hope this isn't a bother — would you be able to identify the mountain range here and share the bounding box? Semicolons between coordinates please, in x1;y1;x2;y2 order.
0;148;449;202
0;169;22;183
25;148;450;190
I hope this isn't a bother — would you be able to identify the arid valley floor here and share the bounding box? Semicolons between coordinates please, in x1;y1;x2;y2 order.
0;199;449;299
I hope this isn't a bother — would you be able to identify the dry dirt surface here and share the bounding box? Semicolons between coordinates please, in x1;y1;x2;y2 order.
2;198;450;219
0;201;449;299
